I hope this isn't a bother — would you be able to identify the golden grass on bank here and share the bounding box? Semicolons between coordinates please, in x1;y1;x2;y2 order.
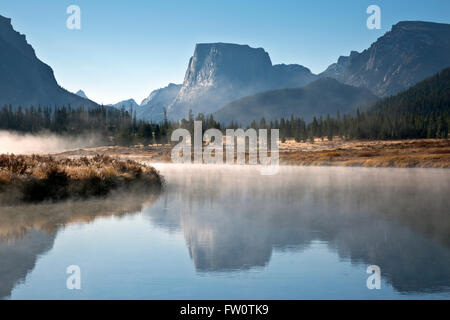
279;139;450;168
0;154;163;204
52;138;450;168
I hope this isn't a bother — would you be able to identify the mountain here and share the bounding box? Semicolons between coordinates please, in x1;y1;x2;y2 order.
321;21;450;97
0;15;99;109
75;90;89;99
336;67;450;140
214;78;377;125
138;83;181;122
369;66;450;116
0;230;56;299
167;43;316;119
271;64;316;89
109;98;139;111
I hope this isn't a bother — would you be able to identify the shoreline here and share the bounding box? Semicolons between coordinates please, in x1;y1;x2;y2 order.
52;138;450;169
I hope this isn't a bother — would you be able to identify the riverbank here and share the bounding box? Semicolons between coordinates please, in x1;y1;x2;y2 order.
54;138;450;168
0;154;163;204
280;138;450;168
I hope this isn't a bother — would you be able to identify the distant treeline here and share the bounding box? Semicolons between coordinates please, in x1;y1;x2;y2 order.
0;104;224;145
0;104;167;145
250;109;449;142
0;103;447;145
249;67;450;141
1;68;449;144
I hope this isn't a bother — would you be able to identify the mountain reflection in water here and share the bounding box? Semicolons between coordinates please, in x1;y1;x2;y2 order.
1;164;449;299
147;165;450;294
0;194;160;299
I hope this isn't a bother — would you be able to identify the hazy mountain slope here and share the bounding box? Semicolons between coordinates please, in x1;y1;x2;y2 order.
109;99;139;111
368;66;450;115
138;83;181;122
167;43;316;119
0;15;99;109
214;78;377;125
340;67;450;140
321;21;450;97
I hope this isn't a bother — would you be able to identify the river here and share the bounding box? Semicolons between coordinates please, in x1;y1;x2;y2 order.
1;164;449;299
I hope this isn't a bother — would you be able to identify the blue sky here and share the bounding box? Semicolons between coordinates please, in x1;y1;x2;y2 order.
1;0;449;104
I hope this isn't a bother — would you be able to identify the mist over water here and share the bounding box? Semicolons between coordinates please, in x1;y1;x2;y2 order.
1;165;449;299
0;131;101;154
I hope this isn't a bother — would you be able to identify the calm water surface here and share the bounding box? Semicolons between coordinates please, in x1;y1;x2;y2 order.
1;164;449;299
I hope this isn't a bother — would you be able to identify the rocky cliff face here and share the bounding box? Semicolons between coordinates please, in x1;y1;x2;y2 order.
0;15;98;109
138;83;181;122
321;21;450;97
167;43;316;119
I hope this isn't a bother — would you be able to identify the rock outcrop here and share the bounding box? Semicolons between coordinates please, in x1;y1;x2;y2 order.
167;43;316;119
320;21;450;97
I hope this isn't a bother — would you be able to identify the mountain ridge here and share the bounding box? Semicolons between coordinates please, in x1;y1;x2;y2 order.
214;77;377;125
0;15;99;109
138;83;181;122
320;20;450;97
2;15;450;123
108;99;139;111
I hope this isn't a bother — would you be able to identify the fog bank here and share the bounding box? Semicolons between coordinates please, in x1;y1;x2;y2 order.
0;131;102;155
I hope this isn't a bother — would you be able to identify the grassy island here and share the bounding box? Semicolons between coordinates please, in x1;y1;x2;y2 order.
0;154;163;204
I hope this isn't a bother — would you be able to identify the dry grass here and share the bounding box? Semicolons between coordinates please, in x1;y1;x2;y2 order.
53;139;450;168
0;154;163;203
279;138;450;168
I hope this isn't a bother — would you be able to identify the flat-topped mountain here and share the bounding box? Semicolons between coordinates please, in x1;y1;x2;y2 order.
0;15;98;109
321;21;450;97
167;43;316;119
214;78;377;125
3;14;449;123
